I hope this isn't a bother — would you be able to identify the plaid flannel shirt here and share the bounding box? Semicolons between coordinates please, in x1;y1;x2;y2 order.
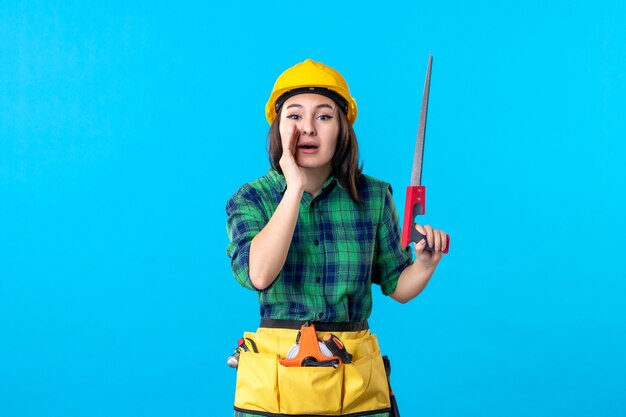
226;168;412;322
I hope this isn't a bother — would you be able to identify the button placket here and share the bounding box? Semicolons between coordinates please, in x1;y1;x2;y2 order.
312;196;325;320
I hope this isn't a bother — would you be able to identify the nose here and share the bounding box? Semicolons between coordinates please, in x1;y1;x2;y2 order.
301;117;316;136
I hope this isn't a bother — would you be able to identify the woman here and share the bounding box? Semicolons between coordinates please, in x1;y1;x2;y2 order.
226;58;447;417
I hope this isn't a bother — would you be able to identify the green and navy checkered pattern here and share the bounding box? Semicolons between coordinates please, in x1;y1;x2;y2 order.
226;168;412;322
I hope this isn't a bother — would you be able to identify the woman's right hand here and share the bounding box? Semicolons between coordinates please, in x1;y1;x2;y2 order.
249;123;305;290
279;123;306;193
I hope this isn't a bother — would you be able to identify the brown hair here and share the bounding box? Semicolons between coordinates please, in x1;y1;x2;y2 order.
267;107;363;204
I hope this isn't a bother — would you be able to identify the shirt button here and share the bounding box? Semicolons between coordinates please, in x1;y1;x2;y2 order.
316;277;321;283
318;312;324;319
314;239;319;246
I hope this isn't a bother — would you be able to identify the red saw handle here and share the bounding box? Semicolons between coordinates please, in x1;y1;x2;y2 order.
401;185;449;253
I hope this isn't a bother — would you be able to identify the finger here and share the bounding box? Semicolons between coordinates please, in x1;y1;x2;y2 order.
281;124;298;159
439;229;447;253
290;124;300;155
414;223;427;237
414;224;427;248
433;228;441;252
413;238;426;255
424;224;434;249
280;126;290;155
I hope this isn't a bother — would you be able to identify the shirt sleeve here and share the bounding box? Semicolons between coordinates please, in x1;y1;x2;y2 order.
226;186;268;291
373;184;414;296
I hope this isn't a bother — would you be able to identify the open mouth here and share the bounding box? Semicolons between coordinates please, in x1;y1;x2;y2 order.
297;141;319;154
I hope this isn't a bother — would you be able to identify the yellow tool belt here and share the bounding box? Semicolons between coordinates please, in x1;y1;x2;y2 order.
234;321;391;416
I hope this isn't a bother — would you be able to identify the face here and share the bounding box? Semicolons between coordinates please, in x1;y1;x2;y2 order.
279;93;340;173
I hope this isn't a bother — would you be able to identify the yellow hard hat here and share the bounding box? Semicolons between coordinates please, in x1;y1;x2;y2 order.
265;59;358;125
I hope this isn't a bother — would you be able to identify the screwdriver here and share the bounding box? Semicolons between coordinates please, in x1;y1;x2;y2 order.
227;337;258;368
322;333;352;364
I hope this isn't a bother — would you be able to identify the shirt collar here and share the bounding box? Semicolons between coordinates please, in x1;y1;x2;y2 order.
266;168;343;195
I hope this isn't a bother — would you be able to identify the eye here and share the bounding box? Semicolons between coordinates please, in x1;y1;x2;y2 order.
285;114;301;120
317;114;333;121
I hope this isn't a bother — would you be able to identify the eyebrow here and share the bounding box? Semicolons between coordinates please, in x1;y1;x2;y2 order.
285;103;335;110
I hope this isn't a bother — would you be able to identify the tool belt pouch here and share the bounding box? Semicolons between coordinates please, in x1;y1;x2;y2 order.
234;329;391;416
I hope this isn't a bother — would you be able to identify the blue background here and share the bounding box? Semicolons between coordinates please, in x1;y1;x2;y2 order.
1;1;625;416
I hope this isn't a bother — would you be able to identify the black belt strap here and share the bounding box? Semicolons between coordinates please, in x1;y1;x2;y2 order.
260;318;369;332
383;356;401;417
